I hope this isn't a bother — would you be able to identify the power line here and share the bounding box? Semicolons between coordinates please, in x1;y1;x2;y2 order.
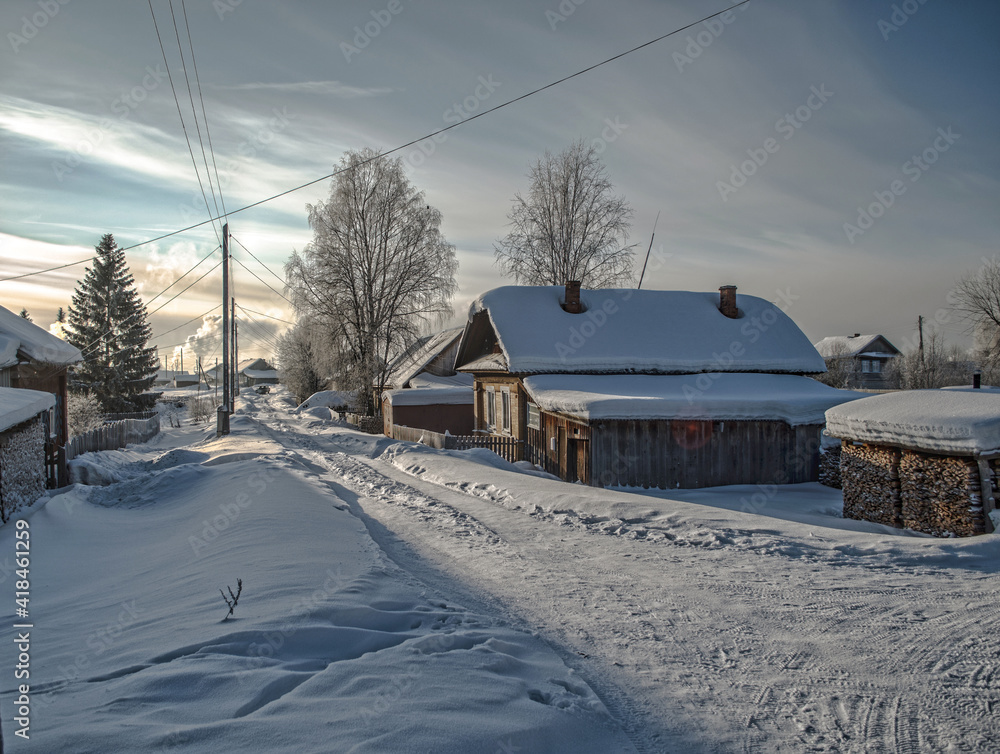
230;234;286;287
150;304;221;341
236;303;294;326
0;257;94;283
116;1;750;254
147;0;221;246
181;0;227;222
233;256;294;305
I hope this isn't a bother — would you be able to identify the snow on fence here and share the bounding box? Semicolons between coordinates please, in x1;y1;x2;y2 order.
66;413;160;461
345;414;383;435
389;423;522;462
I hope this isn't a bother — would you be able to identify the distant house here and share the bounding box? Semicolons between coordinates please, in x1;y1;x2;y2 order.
238;358;278;387
171;373;200;388
813;334;900;390
0;305;82;485
454;283;860;489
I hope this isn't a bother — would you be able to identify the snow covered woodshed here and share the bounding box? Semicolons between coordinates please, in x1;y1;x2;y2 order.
826;388;1000;536
0;305;82;485
0;387;56;520
455;284;861;488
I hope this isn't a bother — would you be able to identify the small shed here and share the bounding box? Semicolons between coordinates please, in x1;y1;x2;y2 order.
0;305;83;485
382;373;474;437
826;388;1000;536
0;387;56;520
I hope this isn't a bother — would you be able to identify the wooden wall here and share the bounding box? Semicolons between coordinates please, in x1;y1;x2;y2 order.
583;418;821;489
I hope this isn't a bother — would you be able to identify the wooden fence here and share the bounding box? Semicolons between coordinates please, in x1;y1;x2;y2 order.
66;414;161;461
388;424;522;463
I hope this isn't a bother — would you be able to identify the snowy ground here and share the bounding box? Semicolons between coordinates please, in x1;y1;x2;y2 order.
4;386;999;752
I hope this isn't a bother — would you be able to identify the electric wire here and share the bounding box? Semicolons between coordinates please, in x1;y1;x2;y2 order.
232;256;294;305
235;304;294;326
115;1;750;254
230;235;286;287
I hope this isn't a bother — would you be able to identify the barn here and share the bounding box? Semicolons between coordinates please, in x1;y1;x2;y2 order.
454;283;861;489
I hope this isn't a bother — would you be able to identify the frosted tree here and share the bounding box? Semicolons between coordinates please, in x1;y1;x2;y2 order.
275;318;332;404
952;258;1000;382
286;149;457;415
67;234;160;412
494;139;635;288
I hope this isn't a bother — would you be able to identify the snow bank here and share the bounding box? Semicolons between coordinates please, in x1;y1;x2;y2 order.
467;286;826;374
523;373;862;424
5;428;631;752
0;386;54;432
294;390;355;412
825;388;1000;454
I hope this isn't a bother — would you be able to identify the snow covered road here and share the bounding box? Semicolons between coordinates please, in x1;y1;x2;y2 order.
247;391;1000;753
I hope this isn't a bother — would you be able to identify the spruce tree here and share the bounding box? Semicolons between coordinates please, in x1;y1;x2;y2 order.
67;234;160;412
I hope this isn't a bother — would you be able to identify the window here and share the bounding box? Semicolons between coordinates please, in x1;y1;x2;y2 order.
485;387;496;430
501;389;511;434
527;402;541;430
872;359;882;373
861;359;871;373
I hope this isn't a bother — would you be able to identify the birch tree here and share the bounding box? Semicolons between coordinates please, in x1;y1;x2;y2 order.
494;139;635;288
285;149;457;414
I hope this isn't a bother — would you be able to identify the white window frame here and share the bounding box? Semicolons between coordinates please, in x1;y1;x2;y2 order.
485;386;496;431
501;388;512;434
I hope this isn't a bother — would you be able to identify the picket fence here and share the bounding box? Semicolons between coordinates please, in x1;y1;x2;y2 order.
66;413;160;461
389;424;522;463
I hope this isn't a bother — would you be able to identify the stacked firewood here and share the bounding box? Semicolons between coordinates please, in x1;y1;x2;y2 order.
819;444;842;489
899;452;986;537
840;442;901;527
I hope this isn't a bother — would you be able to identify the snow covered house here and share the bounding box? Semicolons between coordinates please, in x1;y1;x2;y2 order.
813;334;900;390
826;387;1000;536
0;305;82;486
454;283;861;489
238;358;278;387
381;328;474;438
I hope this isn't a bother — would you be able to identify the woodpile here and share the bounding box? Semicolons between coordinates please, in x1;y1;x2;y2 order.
898;452;986;537
840;441;994;537
819;444;842;489
840;443;901;527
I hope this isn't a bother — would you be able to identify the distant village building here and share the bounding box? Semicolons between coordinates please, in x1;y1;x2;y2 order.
813;334;900;390
826;387;1000;536
238;358;278;387
0;305;82;486
454;284;860;489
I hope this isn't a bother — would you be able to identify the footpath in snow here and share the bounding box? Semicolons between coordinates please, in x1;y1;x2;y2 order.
0;397;633;753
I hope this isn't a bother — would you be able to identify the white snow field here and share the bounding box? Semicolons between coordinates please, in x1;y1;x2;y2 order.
4;386;1000;752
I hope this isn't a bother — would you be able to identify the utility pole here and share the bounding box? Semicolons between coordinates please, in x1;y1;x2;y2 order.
218;223;230;436
918;315;925;365
231;298;238;404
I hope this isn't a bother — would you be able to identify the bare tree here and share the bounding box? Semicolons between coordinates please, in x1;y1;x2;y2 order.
286;149;457;414
494;139;635;288
883;331;972;389
813;342;858;389
275;318;332;404
952;257;1000;381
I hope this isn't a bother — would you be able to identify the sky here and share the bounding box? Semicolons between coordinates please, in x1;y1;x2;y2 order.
1;0;998;366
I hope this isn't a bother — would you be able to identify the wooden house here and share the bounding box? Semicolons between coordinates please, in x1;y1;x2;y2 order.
813;334;900;390
454;283;860;489
381;328;474;437
0;305;83;485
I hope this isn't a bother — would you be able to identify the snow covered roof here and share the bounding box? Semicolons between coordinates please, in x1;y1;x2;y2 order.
409;372;473;389
457;286;826;375
825;388;1000;455
0;387;55;433
0;335;20;369
0;305;82;366
523;373;862;425
237;358;271;374
386;328;463;389
243;368;278;380
814;334;898;359
383;386;473;407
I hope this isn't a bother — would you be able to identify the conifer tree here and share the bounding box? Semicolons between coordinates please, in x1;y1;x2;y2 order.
67;234;160;412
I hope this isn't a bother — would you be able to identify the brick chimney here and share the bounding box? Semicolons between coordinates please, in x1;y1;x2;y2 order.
719;285;738;319
563;281;582;314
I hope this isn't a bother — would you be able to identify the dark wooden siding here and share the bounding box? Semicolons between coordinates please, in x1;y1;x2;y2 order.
589;419;822;489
